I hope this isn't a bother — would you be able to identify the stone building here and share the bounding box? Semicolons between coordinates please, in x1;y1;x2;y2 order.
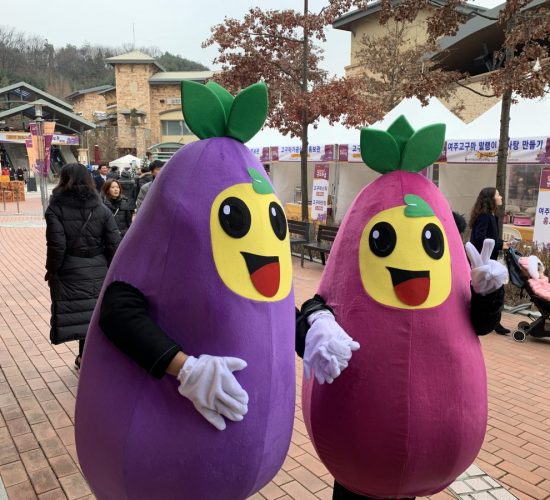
67;51;213;162
332;1;509;122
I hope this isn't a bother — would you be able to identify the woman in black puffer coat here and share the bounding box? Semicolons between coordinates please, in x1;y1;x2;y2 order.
45;163;121;369
102;179;133;237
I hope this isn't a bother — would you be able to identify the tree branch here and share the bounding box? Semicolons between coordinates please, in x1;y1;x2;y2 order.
456;79;496;97
248;31;304;44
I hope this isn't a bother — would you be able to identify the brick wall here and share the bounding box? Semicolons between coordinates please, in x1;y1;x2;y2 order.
71;94;107;122
149;84;185;145
114;63;157;155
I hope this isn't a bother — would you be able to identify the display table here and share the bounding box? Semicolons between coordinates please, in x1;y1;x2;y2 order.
503;223;533;242
285;203;311;221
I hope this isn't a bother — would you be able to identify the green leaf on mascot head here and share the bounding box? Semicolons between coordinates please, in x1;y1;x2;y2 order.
404;194;435;217
248;167;273;195
387;115;415;155
206;81;234;119
181;80;227;139
360;128;401;174
227;82;269;143
400;123;446;172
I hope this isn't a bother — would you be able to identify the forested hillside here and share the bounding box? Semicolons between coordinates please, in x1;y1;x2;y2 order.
0;26;209;100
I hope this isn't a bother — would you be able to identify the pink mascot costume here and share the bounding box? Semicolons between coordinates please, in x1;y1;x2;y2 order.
301;116;503;499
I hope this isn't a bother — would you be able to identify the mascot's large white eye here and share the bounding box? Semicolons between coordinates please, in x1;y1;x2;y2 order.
422;223;444;260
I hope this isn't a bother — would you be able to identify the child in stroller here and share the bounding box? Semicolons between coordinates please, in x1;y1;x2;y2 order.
504;248;550;342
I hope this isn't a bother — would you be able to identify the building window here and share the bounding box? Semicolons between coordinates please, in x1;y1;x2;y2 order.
161;120;191;136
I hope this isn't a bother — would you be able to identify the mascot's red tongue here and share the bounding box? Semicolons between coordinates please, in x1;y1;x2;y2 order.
250;262;280;297
394;277;430;306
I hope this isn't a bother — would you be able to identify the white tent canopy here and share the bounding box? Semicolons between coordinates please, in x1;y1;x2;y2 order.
371;97;468;138
109;154;141;169
463;91;550;138
247;117;360;148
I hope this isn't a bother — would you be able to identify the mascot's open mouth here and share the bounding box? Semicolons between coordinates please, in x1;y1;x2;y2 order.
241;252;280;297
387;267;430;306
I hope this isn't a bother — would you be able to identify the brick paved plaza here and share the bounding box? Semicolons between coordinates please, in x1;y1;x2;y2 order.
2;192;550;499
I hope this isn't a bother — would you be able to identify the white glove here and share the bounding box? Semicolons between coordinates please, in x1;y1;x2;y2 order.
465;239;509;295
177;355;249;431
303;310;360;384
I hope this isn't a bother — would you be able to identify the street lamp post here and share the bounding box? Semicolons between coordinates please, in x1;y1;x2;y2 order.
34;104;49;214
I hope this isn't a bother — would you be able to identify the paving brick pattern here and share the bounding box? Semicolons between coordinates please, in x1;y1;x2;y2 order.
1;192;550;499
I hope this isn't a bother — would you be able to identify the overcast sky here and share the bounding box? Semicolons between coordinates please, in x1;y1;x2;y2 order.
6;0;504;76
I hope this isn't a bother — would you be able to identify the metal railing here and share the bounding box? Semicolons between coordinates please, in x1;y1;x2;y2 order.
1;187;21;214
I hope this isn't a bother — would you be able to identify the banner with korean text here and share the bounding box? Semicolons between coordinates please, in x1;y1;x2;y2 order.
311;163;330;222
25;121;56;175
446;137;549;164
276;144;334;162
533;168;550;247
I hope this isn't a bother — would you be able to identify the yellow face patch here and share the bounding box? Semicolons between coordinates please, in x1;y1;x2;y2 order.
210;183;292;301
358;205;451;309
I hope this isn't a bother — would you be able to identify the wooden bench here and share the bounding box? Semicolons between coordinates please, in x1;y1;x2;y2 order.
301;224;339;267
288;220;311;253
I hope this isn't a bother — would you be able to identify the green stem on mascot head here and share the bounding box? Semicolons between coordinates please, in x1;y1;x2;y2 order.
360;115;446;174
180;80;268;143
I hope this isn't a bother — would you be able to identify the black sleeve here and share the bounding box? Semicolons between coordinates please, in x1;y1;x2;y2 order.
102;211;121;264
470;214;490;252
295;294;334;358
99;281;181;378
44;206;66;276
470;286;505;336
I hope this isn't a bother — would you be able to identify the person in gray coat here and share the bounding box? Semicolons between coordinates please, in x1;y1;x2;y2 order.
45;163;121;369
135;160;164;213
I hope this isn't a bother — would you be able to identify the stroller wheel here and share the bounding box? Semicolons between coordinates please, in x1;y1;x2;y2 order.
513;330;527;342
518;321;530;330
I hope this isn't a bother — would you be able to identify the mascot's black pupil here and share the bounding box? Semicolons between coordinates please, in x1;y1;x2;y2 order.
369;222;396;257
219;197;251;238
422;223;444;259
269;202;287;241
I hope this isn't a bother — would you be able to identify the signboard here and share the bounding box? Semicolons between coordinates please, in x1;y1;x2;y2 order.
0;131;79;146
446;137;549;164
26;121;55;175
533;168;550;247
249;146;270;162
338;144;362;162
311;163;329;222
276;144;334;162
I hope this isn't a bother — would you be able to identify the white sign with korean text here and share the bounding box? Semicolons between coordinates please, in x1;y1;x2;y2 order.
277;144;325;162
446;137;548;164
311;164;329;222
533;168;550;247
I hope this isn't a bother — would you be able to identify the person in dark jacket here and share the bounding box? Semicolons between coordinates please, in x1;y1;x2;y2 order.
45;163;121;369
118;168;137;209
102;179;133;237
134;166;152;199
93;163;109;192
469;186;510;335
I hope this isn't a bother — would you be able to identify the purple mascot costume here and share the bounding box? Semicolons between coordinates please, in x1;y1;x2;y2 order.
75;82;296;499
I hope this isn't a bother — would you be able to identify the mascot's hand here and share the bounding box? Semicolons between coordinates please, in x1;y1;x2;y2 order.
177;355;249;431
304;311;360;384
465;239;508;295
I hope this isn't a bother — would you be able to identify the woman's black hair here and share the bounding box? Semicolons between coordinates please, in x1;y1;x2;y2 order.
469;187;498;229
52;163;97;196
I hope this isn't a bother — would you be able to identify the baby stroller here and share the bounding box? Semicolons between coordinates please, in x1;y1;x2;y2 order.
504;248;550;342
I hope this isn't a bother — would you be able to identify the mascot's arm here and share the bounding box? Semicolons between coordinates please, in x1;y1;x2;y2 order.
295;295;334;358
296;295;360;384
99;281;248;431
100;281;181;378
470;286;505;336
